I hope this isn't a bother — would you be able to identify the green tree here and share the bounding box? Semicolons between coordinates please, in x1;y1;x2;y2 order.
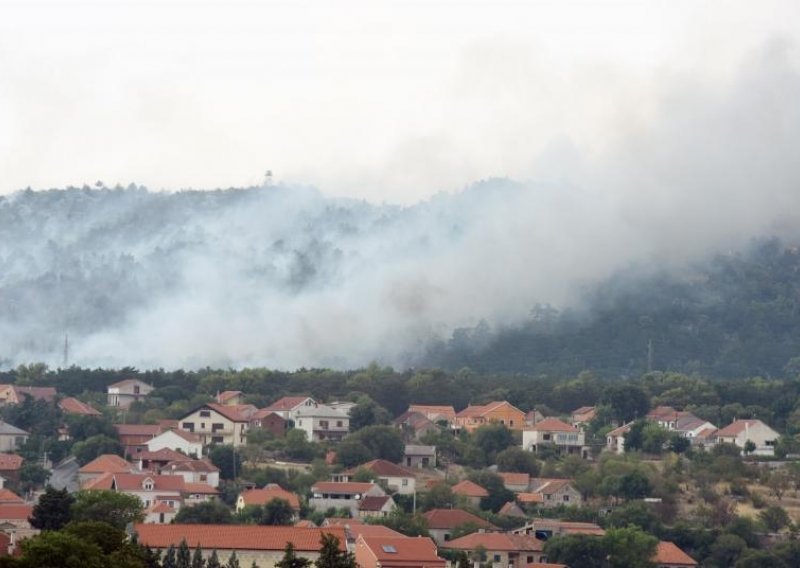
207;551;222;568
601;384;650;423
421;483;456;510
163;545;177;568
71;435;123;465
759;505;791;532
473;424;515;464
602;526;658;568
29;486;74;530
71;490;144;530
617;470;652;500
495;447;540;476
349;397;391;431
707;534;747;568
335;439;373;468
735;550;787;568
350;426;404;463
192;544;205;568
605;501;662;534
544;534;606;568
226;551;241;568
177;539;192;568
467;471;514;512
275;542;311;568
314;533;356;568
175;502;234;524
63;521;128;555
284;429;317;461
261;498;296;525
209;445;243;480
17;531;105;568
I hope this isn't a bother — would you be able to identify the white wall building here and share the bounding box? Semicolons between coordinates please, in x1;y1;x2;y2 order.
146;429;203;458
294;405;349;442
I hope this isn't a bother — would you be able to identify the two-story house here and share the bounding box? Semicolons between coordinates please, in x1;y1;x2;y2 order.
455;402;526;432
178;403;249;448
294;405;349;442
337;459;416;495
0;385;57;406
236;484;301;517
261;396;317;423
522;418;588;458
146;429;203;458
715;419;780;456
0;423;28;453
442;532;547;568
355;535;445;568
107;379;154;409
309;481;386;516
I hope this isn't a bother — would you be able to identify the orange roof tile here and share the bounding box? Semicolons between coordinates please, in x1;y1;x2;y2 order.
527;418;577;432
347;459;416;478
516;493;544;504
264;397;314;412
134;524;346;552
348;524;404;539
451;480;489;498
113;473;185;492
444;533;544;552
653;541;697;566
78;454;133;474
58;397;102;416
423;509;496;530
0;489;23;503
239;485;300;509
114;424;163;437
498;472;530;487
0;454;22;471
408;405;457;420
184;483;219;495
359;496;393;512
358;535;445;566
147;502;176;514
0;504;32;520
217;391;243;403
312;482;378;494
716;419;768;437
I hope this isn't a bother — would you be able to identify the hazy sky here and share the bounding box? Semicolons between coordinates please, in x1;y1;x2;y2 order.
1;0;798;203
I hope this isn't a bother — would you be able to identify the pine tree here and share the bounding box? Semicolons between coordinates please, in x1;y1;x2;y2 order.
192;544;206;568
226;551;241;568
207;550;222;568
163;545;178;568
177;539;192;568
314;534;356;568
276;542;311;568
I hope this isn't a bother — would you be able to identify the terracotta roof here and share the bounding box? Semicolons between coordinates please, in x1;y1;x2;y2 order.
647;406;681;420
199;403;250;422
264;396;314;412
136;448;192;463
423;509;496;530
217;391;242;403
0;489;23;503
572;406;595;415
251;409;287;421
527;418;577;432
499;472;530;487
183;482;219;495
349;524;405;539
516;493;543;504
0;504;32;520
532;520;604;536
239;485;300;509
444;532;544;552
157;429;202;444
408;405;456;420
312;482;378;495
716;419;771;437
58;397;101;416
358;496;394;512
115;424;163;437
347;460;416;478
358;535;445;566
147;502;176;514
607;423;633;437
499;502;527;518
78;454;133;474
112;473;186;492
135;524;346;552
451;480;489;498
394;411;435;431
295;520;317;528
163;459;219;473
10;386;57;402
653;541;697;566
695;427;718;440
82;472;114;490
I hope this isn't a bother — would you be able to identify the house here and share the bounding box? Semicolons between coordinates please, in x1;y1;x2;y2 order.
339;460;416;495
693;427;719;448
309;481;386;516
528;479;583;508
606;423;633;455
85;472;186;509
423;509;497;545
452;480;489;508
262;396;317;422
144;501;178;524
328;401;357;416
355;535;445;568
404;445;437;469
646;406;683;430
161;459;220;488
178;403;250;447
77;454;135;485
294;405;349;442
134;448;192;472
183;482;220;505
570;406;596;428
498;501;527;519
455;401;526;432
0;455;23;485
674;414;717;440
442;532;548;568
654;541;698;567
216;391;244;406
498;472;531;493
236;484;301;515
115;424;165;458
357;495;397;519
58;397;102;417
106;379;154;409
0;386;57;406
715;419;779;456
0;504;33;529
407;405;457;425
0;490;22;505
0;423;28;453
134;524;347;567
249;410;288;438
513;519;605;538
522;418;588;458
394;412;438;441
525;410;545;426
146;429;203;458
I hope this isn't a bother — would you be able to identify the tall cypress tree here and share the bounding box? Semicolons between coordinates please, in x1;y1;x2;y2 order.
191;544;206;568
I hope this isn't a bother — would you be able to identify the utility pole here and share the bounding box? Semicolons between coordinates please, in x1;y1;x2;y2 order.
647;338;653;373
63;333;69;368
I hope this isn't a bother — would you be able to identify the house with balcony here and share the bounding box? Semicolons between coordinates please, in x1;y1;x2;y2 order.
309;481;386;516
107;379;153;409
522;418;588;458
355;535;445;568
294;404;349;442
455;401;526;432
442;532;548;568
145;429;203;458
337;459;417;495
261;396;318;422
178;403;249;448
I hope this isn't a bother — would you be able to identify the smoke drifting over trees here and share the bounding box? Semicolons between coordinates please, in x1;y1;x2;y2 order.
2;48;800;370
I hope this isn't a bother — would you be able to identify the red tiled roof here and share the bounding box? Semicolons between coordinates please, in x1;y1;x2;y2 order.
349;524;404;539
527;418;577;432
115;424;163;437
347;459;416;478
264;397;314;412
695;427;718;440
516;493;544;504
0;489;23;503
78;454;133;474
647;406;681;420
252;409;287;421
58;397;101;416
163;459;219;473
451;480;489;498
82;472;114;490
358;535;445;566
147;502;176;514
217;391;243;403
160;429;202;444
408;405;456;419
112;473;186;492
444;533;544;552
184;482;219;495
136;448;191;463
498;502;526;518
499;472;530;487
239;485;300;509
716;419;769;437
11;386;57;402
312;482;378;494
134;524;346;552
0;504;32;520
202;403;251;422
653;541;697;566
358;496;393;512
607;423;633;437
423;509;496;530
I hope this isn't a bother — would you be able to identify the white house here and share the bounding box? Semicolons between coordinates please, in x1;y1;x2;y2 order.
337;459;417;495
261;396;317;422
309;482;385;516
178;403;249;448
146;429;203;458
606;423;633;455
522;418;588;458
0;422;28;453
294;405;349;442
107;379;154;409
160;459;220;488
715;419;779;456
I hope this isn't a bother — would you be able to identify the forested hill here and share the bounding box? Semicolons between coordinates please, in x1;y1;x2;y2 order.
424;239;800;378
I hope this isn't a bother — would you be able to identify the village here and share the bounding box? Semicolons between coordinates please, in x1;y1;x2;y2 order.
0;371;794;568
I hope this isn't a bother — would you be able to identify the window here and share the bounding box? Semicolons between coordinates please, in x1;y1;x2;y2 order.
320;420;329;430
212;423;224;432
422;457;429;466
134;385;140;394
493;555;501;562
563;495;570;502
382;545;397;553
211;436;223;444
182;422;195;432
200;474;207;481
201;423;206;429
200;410;211;418
444;533;451;541
543;433;551;441
336;421;343;427
402;479;408;486
526;557;534;563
